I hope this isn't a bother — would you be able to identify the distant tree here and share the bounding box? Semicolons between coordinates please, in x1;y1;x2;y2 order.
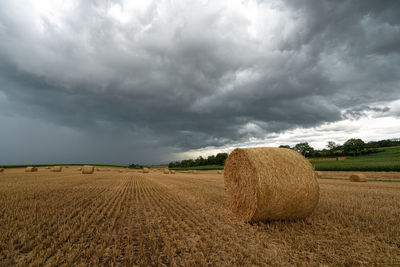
214;153;228;165
343;138;365;156
293;142;314;157
129;163;143;169
327;141;338;151
279;145;291;149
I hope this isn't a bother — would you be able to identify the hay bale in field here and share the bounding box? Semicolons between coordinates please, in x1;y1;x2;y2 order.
224;147;320;222
316;171;323;177
45;166;51;169
96;168;101;171
142;167;150;173
51;166;62;172
163;168;170;174
82;165;94;174
349;174;367;182
0;168;4;172
77;167;82;171
170;170;176;174
217;170;222;174
119;169;124;173
25;167;38;172
192;170;198;174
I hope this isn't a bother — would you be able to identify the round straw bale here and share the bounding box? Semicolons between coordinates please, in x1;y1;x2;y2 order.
349;174;367;182
119;169;124;173
0;168;4;172
142;167;150;173
316;171;323;177
170;170;176;174
163;169;170;174
45;166;51;169
82;165;94;174
51;166;62;172
77;167;82;171
192;170;197;174
224;147;320;222
217;170;222;174
25;167;38;172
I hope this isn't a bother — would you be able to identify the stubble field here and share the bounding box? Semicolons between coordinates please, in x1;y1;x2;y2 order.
0;168;399;266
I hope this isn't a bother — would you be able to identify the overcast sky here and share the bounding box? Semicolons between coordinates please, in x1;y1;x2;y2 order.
1;0;400;165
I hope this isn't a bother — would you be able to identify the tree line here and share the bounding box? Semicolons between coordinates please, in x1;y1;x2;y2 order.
280;138;400;158
168;153;228;168
164;138;400;168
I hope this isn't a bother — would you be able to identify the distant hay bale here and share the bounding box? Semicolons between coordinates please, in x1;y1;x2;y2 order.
349;174;367;182
45;167;51;169
0;168;4;172
96;168;101;171
142;168;150;173
192;170;197;174
65;166;69;168
224;147;320;222
51;166;62;172
77;167;82;171
170;170;176;174
217;170;222;174
107;168;111;171
25;167;38;172
119;169;124;173
316;171;323;177
163;169;170;174
82;165;94;174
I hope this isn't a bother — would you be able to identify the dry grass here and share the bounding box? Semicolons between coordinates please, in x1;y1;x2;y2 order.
0;168;399;266
224;147;319;222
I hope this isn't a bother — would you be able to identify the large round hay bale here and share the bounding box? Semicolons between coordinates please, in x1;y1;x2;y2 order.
349;174;367;182
217;170;222;174
142;168;150;173
52;166;62;172
0;168;4;172
224;147;320;222
170;170;176;174
316;171;323;177
77;167;82;171
163;169;170;174
45;167;51;169
118;169;124;173
192;170;197;174
25;167;38;172
82;165;94;174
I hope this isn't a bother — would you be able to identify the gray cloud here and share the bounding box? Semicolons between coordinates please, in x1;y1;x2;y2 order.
0;0;400;164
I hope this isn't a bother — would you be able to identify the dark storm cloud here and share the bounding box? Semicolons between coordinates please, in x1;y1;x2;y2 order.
0;0;400;164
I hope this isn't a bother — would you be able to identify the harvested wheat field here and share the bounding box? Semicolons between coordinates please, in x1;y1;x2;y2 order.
0;168;399;266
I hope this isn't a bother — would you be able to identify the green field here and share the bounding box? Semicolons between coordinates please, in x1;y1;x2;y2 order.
311;146;400;171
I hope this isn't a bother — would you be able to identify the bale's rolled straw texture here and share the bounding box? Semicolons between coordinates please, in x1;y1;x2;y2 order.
224;147;320;222
52;166;62;172
82;165;94;174
25;167;38;172
142;168;150;173
349;174;367;182
163;169;170;174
